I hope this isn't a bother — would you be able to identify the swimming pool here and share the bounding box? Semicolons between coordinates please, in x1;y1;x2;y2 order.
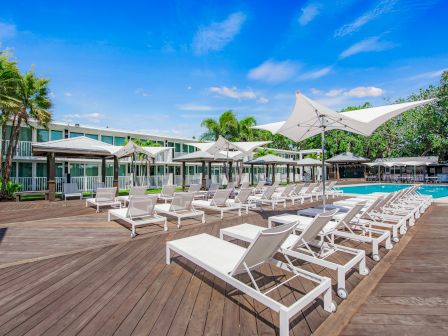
334;183;448;199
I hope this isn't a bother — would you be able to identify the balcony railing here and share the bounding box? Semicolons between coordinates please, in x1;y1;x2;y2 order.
0;140;32;157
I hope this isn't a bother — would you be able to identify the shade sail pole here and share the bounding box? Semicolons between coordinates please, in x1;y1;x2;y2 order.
321;127;326;210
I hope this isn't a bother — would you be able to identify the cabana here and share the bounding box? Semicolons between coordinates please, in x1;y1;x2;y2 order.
295;157;329;182
32;137;170;201
327;152;370;179
172;151;227;190
245;154;296;184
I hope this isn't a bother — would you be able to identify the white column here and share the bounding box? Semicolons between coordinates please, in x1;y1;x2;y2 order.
32;162;37;191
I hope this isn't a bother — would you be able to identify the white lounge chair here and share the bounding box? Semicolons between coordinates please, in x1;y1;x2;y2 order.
108;195;167;237
158;185;176;203
167;222;335;336
250;186;286;210
226;188;256;214
63;182;83;203
274;184;298;204
85;187;121;212
192;188;242;219
155;192;205;228
253;180;266;194
117;185;148;206
291;183;314;204
222;209;368;299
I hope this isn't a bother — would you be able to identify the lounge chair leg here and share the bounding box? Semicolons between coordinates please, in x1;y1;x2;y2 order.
279;309;289;336
166;246;171;265
164;219;168;232
177;218;181;228
323;285;335;312
201;214;205;224
336;269;347;299
220;211;223;219
238;208;241;217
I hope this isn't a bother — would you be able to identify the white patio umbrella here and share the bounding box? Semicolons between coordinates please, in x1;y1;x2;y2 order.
254;91;434;208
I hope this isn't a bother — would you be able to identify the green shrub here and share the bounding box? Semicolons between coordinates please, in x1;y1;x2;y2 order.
0;180;22;199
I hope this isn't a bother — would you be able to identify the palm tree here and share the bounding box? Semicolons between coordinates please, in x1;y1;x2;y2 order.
200;110;257;141
1;68;52;198
253;148;278;159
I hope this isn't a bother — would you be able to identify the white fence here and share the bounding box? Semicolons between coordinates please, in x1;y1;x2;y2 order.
0;140;32;157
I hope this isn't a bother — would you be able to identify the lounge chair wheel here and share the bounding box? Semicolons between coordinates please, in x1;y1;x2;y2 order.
393;237;400;243
131;232;136;238
337;288;347;299
331;301;337;312
372;254;380;262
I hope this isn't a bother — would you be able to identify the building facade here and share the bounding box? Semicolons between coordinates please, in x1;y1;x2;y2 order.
1;121;309;192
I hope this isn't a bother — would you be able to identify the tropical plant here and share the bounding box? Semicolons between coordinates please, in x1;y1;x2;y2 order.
1;54;52;199
253;148;278;158
0;180;21;199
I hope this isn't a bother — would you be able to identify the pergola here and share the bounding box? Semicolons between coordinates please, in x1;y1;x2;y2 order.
245;154;296;184
172;151;228;189
326;152;370;179
32;137;169;200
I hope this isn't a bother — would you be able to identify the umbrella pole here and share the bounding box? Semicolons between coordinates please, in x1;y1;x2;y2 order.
321;128;326;210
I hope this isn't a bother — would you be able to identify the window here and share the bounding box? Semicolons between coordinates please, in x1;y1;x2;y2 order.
188;145;196;153
85;134;98;140
36;163;47;177
51;130;63;140
37;129;49;142
167;142;174;148
157;166;164;175
69;163;84;177
85;164;98;177
175;143;181;152
69;132;84;138
101;135;114;144
182;144;188;153
56;163;64;177
114;137;126;146
106;164;113;176
18;162;32;177
19;127;32;141
119;164;126;176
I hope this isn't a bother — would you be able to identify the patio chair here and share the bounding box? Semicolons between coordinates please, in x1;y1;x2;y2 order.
205;182;219;199
250;186;286;210
274;184;297;204
167;222;335;336
63;182;83;203
253;180;266;194
117;185;148;206
221;209;368;299
86;187;121;212
158;185;176;203
226;188;256;214
291;183;313;204
192;188;241;219
91;181;105;197
155;192;205;228
108;195;167;237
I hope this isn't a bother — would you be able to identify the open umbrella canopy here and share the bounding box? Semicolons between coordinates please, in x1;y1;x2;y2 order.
172;150;227;162
188;136;270;155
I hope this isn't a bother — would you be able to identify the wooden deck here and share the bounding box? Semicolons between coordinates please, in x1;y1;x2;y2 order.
340;203;448;336
0;197;442;335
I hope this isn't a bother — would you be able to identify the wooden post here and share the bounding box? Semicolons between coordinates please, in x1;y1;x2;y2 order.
286;164;290;184
228;162;233;182
208;161;212;181
201;161;206;190
336;163;340;180
47;152;56;201
113;156;119;195
265;164;268;180
182;161;186;190
272;164;275;184
293;166;296;182
251;164;254;185
101;157;106;183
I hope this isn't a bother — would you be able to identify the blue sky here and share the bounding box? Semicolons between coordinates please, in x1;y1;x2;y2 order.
1;0;447;138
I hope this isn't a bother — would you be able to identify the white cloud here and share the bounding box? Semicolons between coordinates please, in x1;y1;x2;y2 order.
248;60;299;83
408;68;447;80
335;0;397;37
84;112;104;123
298;3;321;26
187;85;192;90
345;86;384;97
257;97;269;104
340;36;395;59
209;86;257;99
0;21;17;40
192;12;246;55
299;66;332;80
135;88;150;97
177;103;214;111
311;86;384;98
63;92;72;97
63;112;104;124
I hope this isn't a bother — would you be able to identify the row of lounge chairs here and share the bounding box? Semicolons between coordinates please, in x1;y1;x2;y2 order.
166;185;431;336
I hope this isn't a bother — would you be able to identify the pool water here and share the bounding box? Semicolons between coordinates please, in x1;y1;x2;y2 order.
334;184;448;199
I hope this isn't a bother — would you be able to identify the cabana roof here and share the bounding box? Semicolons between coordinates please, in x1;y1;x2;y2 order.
187;136;270;155
374;156;438;163
172;150;227;162
327;152;369;163
32;136;116;158
245;154;295;165
295;157;328;166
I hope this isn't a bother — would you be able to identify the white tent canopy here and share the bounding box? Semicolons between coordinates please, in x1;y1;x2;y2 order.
188;136;270;156
252;91;435;208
